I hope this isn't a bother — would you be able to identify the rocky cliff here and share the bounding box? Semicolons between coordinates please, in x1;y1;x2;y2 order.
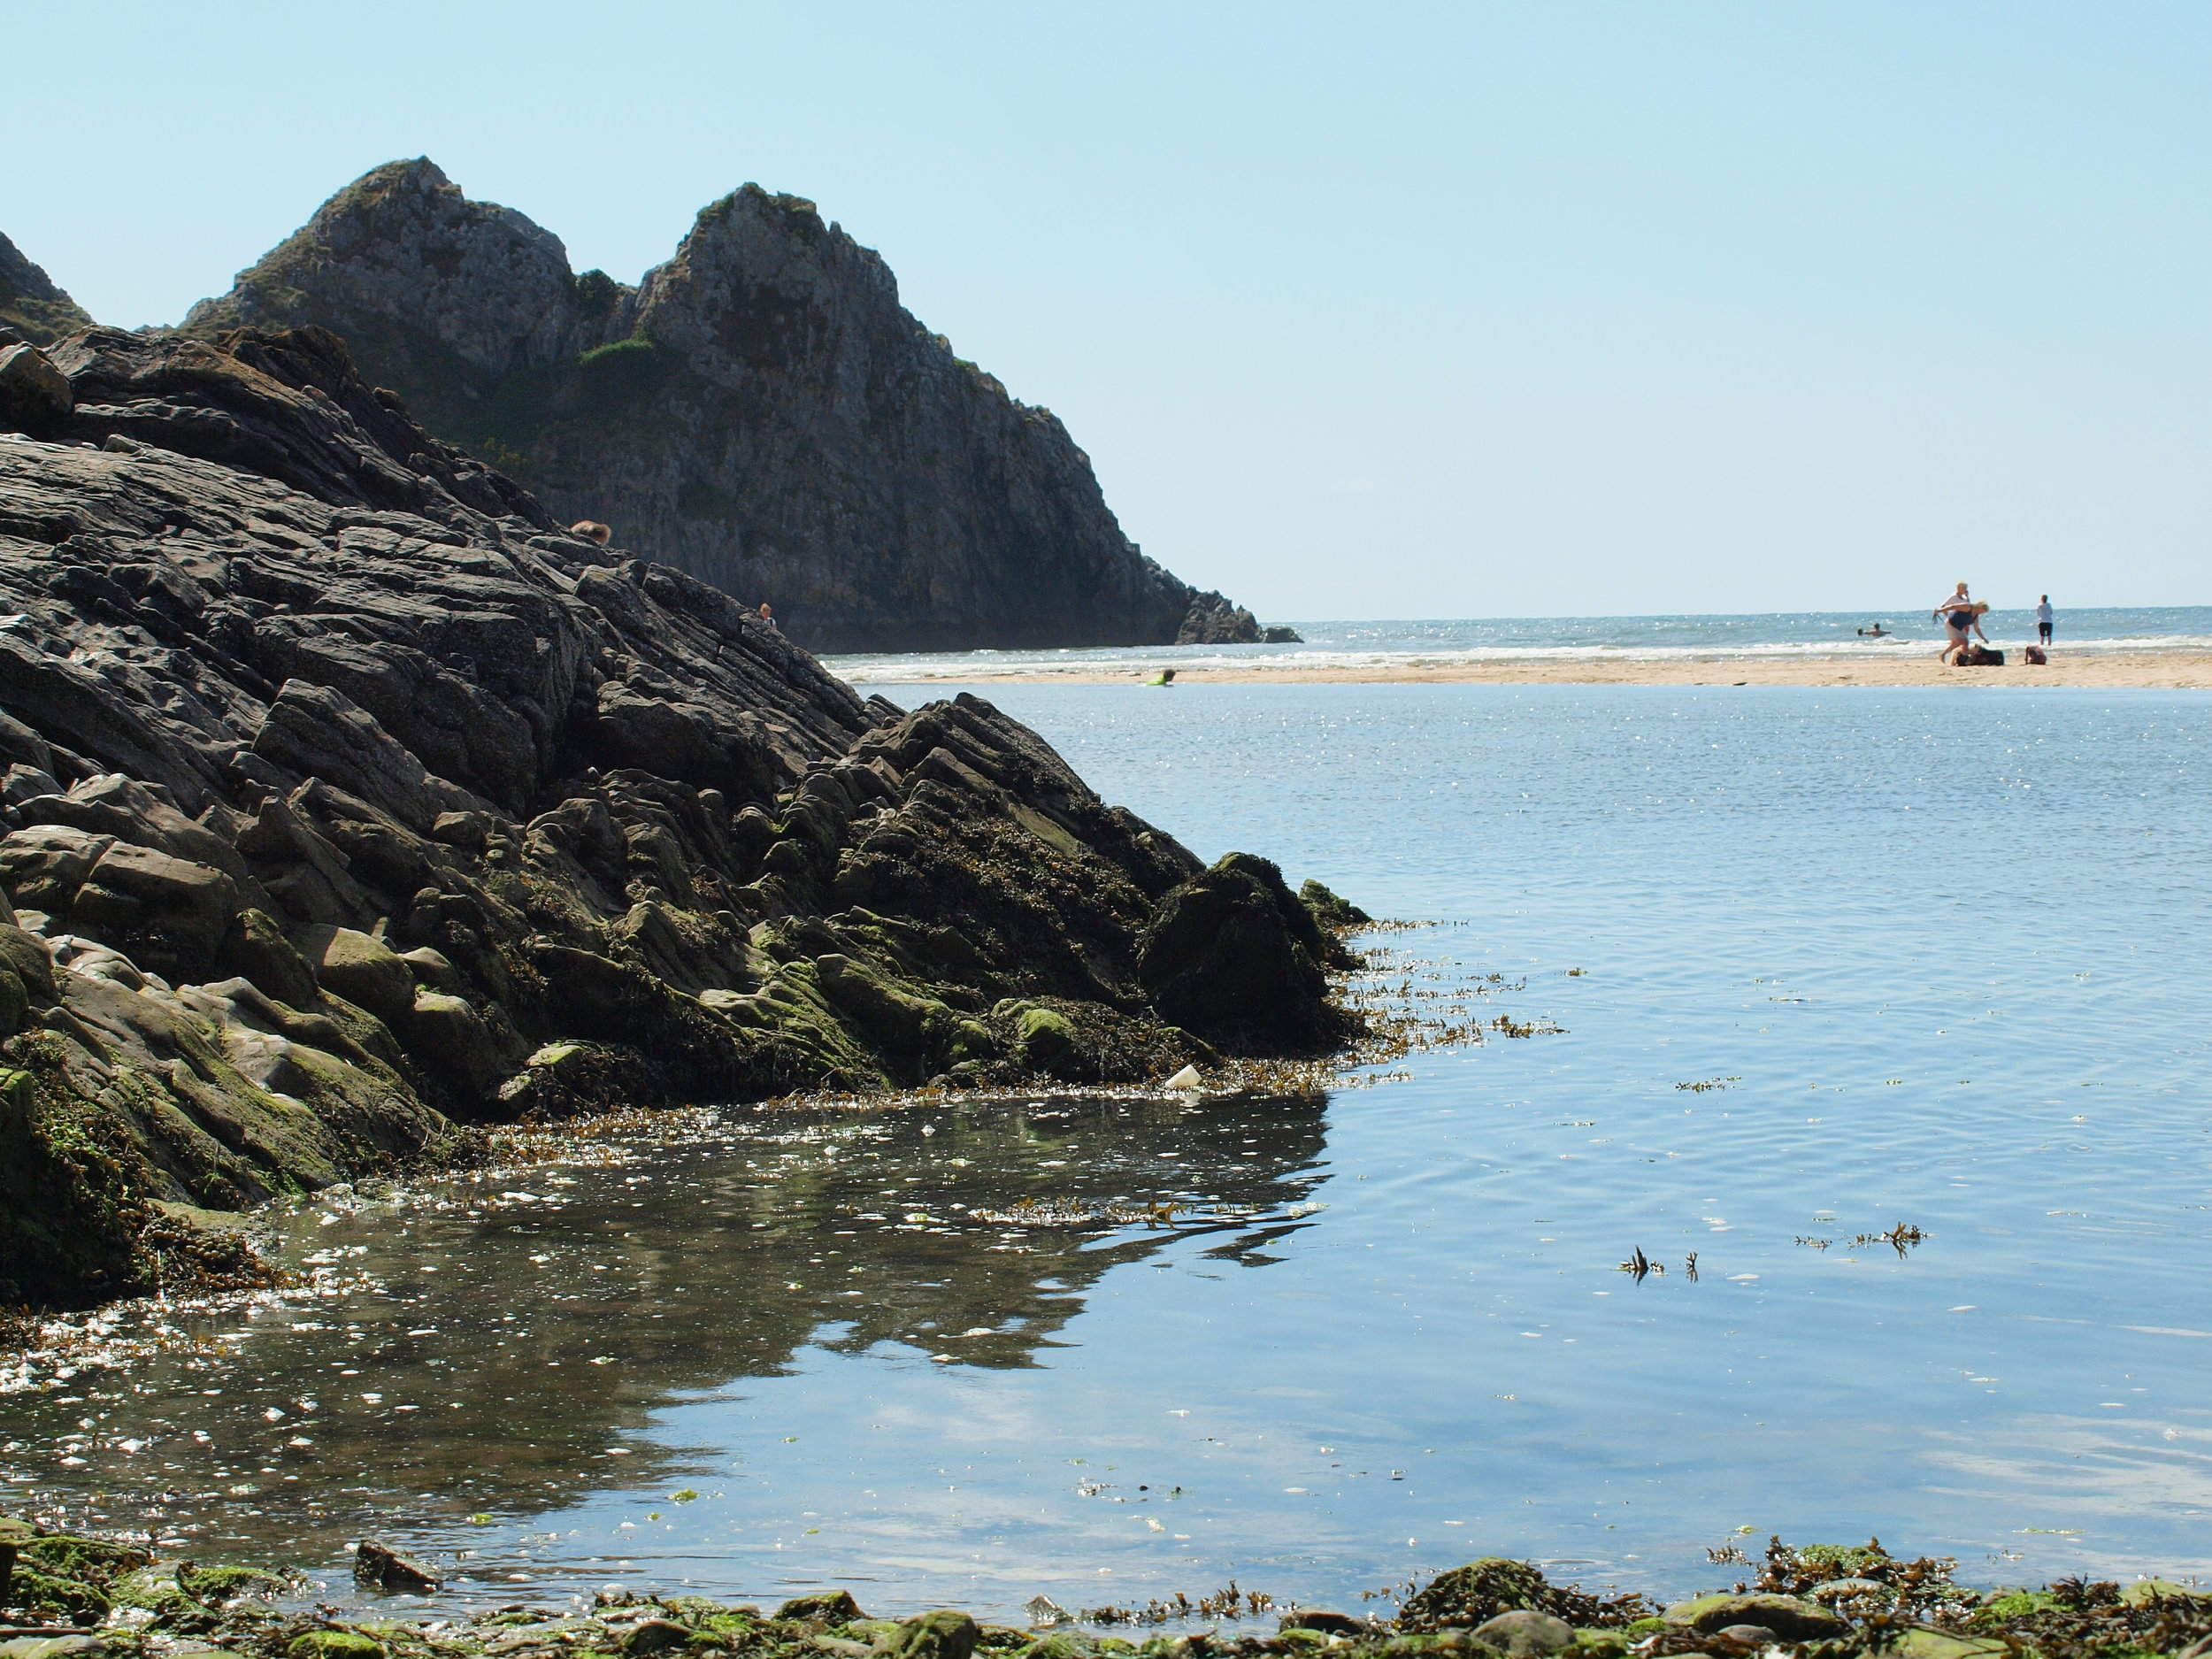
0;230;93;347
180;159;1280;653
0;323;1361;1310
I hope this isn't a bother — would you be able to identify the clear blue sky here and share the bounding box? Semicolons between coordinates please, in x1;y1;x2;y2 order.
5;2;2205;620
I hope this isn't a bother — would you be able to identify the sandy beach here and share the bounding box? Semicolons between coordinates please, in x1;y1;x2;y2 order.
867;649;2212;689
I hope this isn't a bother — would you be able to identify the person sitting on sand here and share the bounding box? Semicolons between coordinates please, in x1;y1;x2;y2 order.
571;520;612;546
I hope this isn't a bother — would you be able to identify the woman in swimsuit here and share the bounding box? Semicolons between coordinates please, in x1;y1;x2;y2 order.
1934;582;1977;664
1945;603;1993;664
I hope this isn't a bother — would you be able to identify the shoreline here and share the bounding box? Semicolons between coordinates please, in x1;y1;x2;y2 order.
0;1521;2200;1657
851;649;2212;690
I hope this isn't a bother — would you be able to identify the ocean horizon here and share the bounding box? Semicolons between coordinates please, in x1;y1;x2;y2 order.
827;604;2212;681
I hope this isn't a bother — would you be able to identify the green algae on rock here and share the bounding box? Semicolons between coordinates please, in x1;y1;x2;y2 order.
0;324;1370;1310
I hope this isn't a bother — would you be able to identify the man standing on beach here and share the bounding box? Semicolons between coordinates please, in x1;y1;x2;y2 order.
2037;595;2054;645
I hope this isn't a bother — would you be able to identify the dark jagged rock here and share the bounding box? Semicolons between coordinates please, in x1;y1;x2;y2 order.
0;343;73;437
1176;590;1264;645
1300;877;1371;931
1138;852;1357;1053
1174;591;1304;646
1279;1611;1368;1635
774;1592;866;1626
353;1540;441;1594
178;159;1287;652
0;232;93;348
0;324;1363;1310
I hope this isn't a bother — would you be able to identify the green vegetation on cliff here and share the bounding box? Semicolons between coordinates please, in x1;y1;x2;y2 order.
0;231;93;346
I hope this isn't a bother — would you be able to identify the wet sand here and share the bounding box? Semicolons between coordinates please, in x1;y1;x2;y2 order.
872;649;2212;689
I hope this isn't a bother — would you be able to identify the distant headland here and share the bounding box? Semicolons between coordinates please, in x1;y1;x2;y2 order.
8;164;1297;654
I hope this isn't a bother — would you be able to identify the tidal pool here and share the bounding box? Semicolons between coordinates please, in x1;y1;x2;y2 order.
8;683;2211;1617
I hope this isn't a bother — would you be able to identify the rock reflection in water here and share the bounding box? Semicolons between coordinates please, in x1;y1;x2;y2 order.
4;1091;1327;1571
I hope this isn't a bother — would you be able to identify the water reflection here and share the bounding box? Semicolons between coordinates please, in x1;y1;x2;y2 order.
4;1092;1329;1570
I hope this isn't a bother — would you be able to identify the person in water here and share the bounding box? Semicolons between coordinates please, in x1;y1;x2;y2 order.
2037;595;2054;645
1857;622;1893;638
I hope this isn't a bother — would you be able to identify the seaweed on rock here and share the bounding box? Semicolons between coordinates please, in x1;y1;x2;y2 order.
1;1525;2204;1659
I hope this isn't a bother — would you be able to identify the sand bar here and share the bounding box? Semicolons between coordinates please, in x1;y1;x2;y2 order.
862;649;2212;690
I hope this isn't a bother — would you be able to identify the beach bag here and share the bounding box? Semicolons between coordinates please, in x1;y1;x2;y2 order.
2025;645;2047;664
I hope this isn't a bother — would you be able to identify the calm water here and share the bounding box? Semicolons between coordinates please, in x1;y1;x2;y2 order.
9;683;2212;1616
828;607;2212;681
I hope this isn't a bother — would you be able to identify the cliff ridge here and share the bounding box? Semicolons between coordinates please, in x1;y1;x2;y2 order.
185;160;1277;652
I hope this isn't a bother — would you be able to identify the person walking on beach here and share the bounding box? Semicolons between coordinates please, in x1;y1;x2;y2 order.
1934;582;1978;664
2037;595;2054;645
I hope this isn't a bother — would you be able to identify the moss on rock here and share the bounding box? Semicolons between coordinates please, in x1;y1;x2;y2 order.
288;1633;387;1659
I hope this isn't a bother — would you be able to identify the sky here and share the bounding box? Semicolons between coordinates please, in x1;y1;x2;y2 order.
4;2;2206;621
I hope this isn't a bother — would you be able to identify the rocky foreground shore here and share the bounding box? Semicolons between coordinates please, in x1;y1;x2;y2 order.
0;1525;2206;1659
0;323;1367;1311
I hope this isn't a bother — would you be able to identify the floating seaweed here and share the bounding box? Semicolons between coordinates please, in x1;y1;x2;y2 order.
969;1198;1263;1229
1081;1582;1278;1625
1854;1222;1925;1255
1797;1222;1925;1257
1620;1246;1663;1282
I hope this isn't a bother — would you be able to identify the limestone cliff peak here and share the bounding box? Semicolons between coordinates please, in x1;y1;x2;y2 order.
184;161;1272;651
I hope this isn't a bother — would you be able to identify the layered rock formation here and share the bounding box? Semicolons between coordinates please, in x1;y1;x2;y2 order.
0;324;1361;1310
181;159;1279;652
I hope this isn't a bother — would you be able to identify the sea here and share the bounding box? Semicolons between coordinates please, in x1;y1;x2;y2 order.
8;652;2212;1620
827;607;2212;681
